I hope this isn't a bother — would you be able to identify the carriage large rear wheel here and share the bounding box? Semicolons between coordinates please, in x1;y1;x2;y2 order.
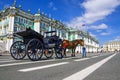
10;41;26;60
26;39;43;61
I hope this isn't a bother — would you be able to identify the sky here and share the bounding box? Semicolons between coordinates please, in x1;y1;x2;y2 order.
0;0;120;46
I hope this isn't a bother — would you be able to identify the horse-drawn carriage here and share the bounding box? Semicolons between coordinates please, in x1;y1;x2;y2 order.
10;28;63;61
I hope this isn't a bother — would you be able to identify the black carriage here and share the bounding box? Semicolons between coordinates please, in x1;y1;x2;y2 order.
10;28;63;61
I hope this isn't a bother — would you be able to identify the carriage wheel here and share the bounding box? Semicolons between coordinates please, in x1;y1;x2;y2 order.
26;39;43;61
44;49;53;59
10;41;26;60
55;45;63;59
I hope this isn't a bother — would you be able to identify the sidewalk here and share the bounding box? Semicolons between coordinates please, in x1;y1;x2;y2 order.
0;51;10;56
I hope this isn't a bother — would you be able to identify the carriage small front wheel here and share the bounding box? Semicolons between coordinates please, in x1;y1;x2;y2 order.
10;41;26;60
44;49;53;59
55;45;63;59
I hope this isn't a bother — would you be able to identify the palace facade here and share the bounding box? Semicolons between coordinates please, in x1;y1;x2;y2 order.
103;41;120;52
0;1;99;53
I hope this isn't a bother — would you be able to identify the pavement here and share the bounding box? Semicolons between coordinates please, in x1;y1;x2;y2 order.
0;52;119;80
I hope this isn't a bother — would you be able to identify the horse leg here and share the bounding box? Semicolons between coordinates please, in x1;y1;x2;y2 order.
73;49;75;57
63;48;67;57
71;49;73;57
71;49;74;57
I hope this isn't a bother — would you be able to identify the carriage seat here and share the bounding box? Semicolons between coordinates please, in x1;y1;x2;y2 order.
43;37;56;48
43;36;58;44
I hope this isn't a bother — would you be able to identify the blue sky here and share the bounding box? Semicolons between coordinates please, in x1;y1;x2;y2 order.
0;0;120;45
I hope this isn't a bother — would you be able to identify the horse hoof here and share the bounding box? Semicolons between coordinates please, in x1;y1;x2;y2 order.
71;54;75;57
73;55;75;57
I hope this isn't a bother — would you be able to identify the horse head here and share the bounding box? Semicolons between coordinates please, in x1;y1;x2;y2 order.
75;39;84;46
63;39;68;44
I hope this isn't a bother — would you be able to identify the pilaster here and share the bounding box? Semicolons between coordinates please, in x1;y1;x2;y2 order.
1;18;5;34
65;32;68;40
6;6;16;51
34;14;41;33
75;31;78;39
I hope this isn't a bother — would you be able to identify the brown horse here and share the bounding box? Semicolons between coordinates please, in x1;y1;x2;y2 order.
62;39;84;57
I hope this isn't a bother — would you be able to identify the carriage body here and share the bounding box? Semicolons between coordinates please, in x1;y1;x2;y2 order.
10;28;63;61
13;28;43;44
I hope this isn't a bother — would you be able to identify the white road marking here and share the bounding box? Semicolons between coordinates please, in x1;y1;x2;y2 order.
0;57;72;67
74;58;90;61
0;59;11;60
0;60;19;63
91;56;98;58
63;53;116;80
18;62;69;72
0;61;39;67
0;59;57;67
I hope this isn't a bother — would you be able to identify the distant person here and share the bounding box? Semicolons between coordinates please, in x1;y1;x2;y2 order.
82;46;86;58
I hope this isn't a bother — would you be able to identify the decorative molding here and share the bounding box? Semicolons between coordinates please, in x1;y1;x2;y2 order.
7;37;13;39
1;17;5;20
8;14;16;17
34;20;40;23
7;34;13;39
3;26;7;28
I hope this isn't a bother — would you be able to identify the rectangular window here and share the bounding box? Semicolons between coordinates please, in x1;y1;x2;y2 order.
24;18;26;24
21;18;23;24
27;20;30;24
14;27;17;32
15;16;18;22
18;17;21;23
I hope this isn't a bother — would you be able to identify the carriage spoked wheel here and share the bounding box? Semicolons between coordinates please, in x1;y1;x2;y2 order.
44;48;53;59
26;39;43;61
55;44;63;59
10;41;26;60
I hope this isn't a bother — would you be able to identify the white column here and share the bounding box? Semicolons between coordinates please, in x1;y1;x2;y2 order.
34;22;40;33
6;15;15;51
66;32;68;40
1;19;5;34
60;30;62;39
75;32;78;39
34;14;41;33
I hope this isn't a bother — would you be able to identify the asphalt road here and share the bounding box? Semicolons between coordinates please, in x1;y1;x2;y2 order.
0;52;119;80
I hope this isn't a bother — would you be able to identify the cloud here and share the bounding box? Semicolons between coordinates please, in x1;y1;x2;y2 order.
89;32;96;37
109;36;120;42
66;0;120;28
81;0;120;24
90;23;108;30
48;2;53;8
100;32;111;36
48;2;57;11
114;36;120;41
96;30;102;32
53;7;57;11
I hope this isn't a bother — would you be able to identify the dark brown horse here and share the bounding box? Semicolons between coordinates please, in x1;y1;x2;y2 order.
62;39;84;57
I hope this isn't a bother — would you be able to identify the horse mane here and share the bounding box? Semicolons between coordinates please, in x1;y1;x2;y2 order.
63;39;84;43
